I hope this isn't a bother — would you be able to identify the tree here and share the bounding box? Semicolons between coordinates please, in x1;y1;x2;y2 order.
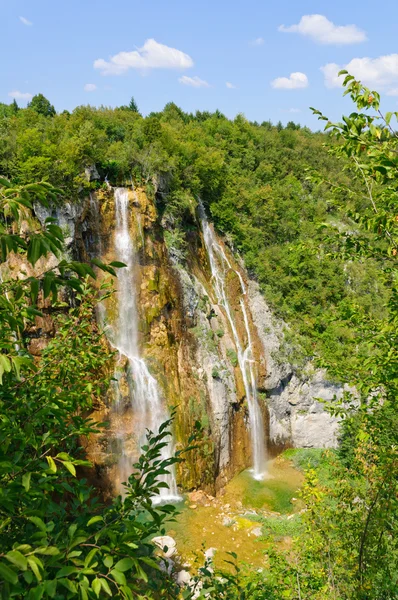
28;93;56;117
294;74;398;598
128;96;139;113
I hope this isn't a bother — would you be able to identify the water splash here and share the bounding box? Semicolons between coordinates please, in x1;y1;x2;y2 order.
199;203;267;479
110;187;180;502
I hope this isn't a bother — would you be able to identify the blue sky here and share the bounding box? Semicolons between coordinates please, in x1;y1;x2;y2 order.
3;0;398;128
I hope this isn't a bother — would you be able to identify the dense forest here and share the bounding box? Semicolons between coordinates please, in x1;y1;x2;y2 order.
0;74;397;599
0;92;391;376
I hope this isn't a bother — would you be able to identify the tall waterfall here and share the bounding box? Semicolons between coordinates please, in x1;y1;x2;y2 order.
199;204;267;480
111;187;180;502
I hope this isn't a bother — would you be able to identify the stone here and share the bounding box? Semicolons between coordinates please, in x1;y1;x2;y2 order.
251;527;262;537
176;570;192;586
188;490;210;505
247;280;351;449
204;547;216;561
152;535;177;559
84;165;100;181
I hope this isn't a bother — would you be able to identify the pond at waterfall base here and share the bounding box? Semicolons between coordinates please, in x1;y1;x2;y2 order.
166;453;306;570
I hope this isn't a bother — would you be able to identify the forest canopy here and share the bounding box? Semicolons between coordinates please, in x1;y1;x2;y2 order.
0;95;390;375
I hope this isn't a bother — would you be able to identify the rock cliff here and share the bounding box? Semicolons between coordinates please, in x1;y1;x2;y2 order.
29;185;343;493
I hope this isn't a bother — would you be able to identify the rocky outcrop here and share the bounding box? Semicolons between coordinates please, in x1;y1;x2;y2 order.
28;185;345;495
34;200;85;249
247;280;343;449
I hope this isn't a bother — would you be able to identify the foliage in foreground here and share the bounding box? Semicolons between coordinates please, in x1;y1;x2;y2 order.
0;180;187;598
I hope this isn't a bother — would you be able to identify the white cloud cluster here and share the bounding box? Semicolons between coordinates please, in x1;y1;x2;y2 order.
321;54;398;91
271;72;308;90
8;90;33;101
84;83;97;92
226;81;237;89
179;75;209;88
279;14;366;45
19;16;32;26
250;37;264;46
94;39;193;75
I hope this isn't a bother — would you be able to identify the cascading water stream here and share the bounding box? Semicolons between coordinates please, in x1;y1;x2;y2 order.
110;188;180;502
199;203;267;479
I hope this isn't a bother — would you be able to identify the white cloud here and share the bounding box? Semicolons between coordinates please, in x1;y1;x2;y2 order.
179;75;209;88
94;39;193;75
279;14;366;45
8;90;33;101
226;81;237;89
271;72;308;90
84;83;97;92
321;54;398;92
288;108;301;113
19;16;32;26
250;37;264;46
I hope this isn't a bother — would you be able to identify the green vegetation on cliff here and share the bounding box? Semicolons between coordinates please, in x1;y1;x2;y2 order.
0;95;390;375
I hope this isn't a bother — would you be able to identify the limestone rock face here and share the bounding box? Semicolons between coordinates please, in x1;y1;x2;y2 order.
34;200;85;248
84;165;100;181
247;280;343;449
25;185;346;495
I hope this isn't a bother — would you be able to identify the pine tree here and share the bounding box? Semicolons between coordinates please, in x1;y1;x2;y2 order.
129;96;140;113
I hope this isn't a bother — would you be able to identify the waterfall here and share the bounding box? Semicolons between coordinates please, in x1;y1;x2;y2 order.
111;187;180;502
199;203;267;480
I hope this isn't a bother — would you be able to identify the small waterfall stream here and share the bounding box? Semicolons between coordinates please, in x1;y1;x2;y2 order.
199;203;267;479
110;188;180;502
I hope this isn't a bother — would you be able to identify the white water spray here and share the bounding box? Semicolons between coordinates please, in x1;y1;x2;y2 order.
199;203;267;479
111;188;180;502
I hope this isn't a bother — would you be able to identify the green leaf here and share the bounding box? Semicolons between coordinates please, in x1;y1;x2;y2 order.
100;577;113;596
114;558;134;572
28;516;46;532
92;578;101;598
23;570;34;584
27;558;42;582
27;584;45;600
103;555;113;568
385;111;393;125
5;550;28;571
84;548;97;568
30;279;39;303
63;461;76;477
46;456;57;473
109;261;127;268
34;546;60;556
0;561;18;584
22;472;31;492
79;583;89;600
87;516;103;527
110;569;127;586
120;585;134;600
58;578;78;594
45;580;57;598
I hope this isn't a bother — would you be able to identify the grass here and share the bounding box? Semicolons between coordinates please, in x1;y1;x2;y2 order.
282;448;337;486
